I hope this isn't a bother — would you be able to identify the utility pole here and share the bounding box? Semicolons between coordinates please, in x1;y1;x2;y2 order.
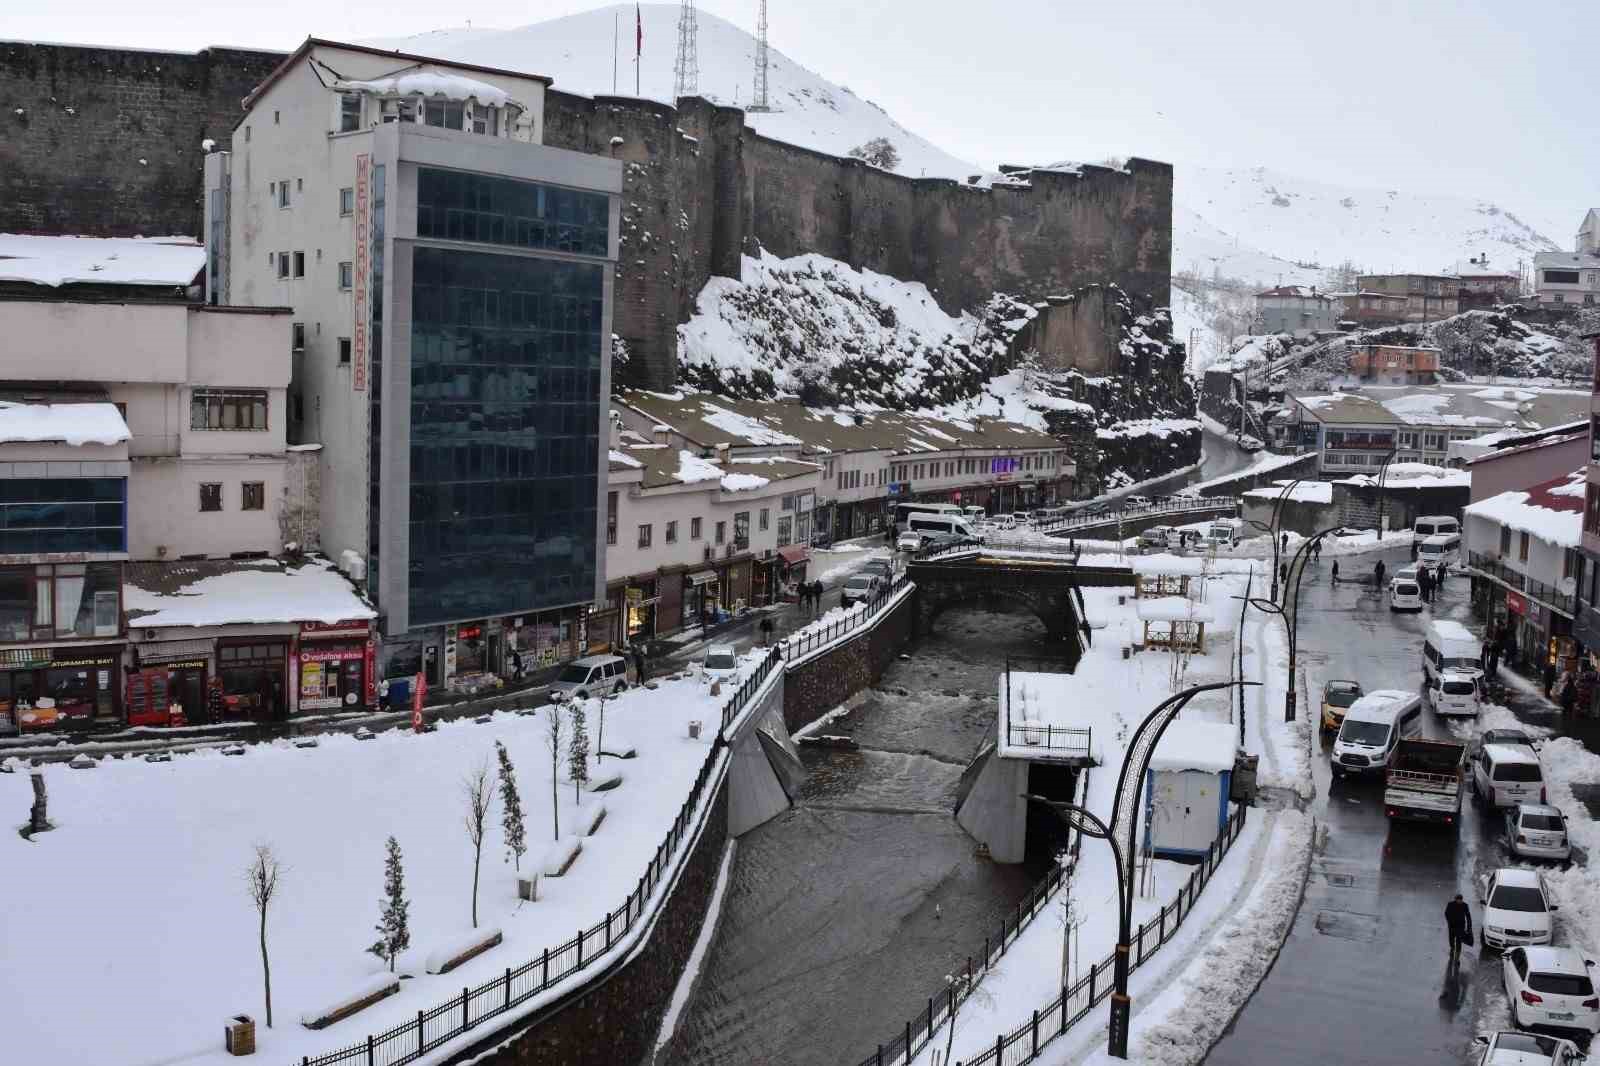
672;1;699;100
750;0;772;112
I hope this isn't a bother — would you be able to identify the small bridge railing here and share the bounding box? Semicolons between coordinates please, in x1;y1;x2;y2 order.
776;574;913;663
1001;657;1091;758
1034;495;1237;535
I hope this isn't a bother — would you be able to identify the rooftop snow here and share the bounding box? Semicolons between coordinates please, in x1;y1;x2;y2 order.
0;401;129;446
0;234;204;288
1148;719;1237;774
1242;480;1333;504
124;556;375;629
1135;597;1217;623
614;445;816;492
1463;469;1585;548
332;66;517;108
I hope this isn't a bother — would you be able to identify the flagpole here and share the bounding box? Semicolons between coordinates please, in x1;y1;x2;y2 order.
612;12;618;94
635;3;642;96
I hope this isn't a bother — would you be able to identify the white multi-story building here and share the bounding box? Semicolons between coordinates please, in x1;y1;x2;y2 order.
205;39;622;689
1534;209;1600;306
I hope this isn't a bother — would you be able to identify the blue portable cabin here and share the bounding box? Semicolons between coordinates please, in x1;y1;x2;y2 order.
1143;719;1236;862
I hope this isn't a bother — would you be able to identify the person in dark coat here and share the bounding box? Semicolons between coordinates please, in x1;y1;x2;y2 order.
1331;560;1340;584
1418;566;1433;604
1374;559;1386;587
1436;562;1448;589
632;645;648;685
813;580;824;608
1544;658;1557;698
1445;893;1473;965
759;616;775;647
1485;628;1501;678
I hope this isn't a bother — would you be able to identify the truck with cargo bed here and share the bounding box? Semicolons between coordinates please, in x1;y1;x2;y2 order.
1384;738;1466;829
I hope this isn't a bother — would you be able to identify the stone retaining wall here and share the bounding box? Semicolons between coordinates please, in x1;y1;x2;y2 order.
780;588;917;733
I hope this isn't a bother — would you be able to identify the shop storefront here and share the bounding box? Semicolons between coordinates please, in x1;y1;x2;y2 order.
216;639;289;721
777;544;810;600
624;580;658;642
506;610;581;675
0;644;122;733
296;620;373;714
683;569;720;628
129;637;216;726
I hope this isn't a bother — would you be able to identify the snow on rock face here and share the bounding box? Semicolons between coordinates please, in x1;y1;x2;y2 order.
0;401;129;447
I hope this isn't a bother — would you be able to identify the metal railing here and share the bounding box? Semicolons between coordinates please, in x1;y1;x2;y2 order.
898;802;1250;1066
777;574;914;663
1001;658;1092;757
296;649;785;1066
1467;551;1575;616
1032;496;1238;536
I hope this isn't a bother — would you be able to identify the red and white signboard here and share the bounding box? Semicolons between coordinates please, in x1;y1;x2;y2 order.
352;153;370;392
411;671;426;732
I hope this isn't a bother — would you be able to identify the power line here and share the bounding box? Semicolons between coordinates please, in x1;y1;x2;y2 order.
749;0;771;112
672;0;699;100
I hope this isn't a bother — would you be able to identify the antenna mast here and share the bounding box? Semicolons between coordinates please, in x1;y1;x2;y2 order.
750;0;771;112
672;1;699;100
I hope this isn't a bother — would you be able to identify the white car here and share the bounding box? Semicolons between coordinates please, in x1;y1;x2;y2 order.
1481;868;1556;951
1507;804;1573;863
1124;495;1152;509
1389;578;1423;612
1474;1031;1587;1065
1431;669;1482;717
896;532;923;551
701;644;739;683
988;515;1017;531
1502;947;1600;1037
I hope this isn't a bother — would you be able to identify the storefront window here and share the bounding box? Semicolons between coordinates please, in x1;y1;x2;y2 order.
734;511;749;551
218;643;286;719
778;516;793;546
0;563;120;642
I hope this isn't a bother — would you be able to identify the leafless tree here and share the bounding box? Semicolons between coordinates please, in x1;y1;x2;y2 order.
244;844;283;1027
462;762;493;929
848;136;900;170
544;704;566;842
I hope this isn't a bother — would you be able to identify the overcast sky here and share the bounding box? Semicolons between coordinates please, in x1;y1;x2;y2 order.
6;0;1594;225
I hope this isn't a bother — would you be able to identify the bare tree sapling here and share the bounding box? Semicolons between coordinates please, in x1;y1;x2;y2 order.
543;705;565;841
368;835;411;972
463;762;493;929
244;844;283;1028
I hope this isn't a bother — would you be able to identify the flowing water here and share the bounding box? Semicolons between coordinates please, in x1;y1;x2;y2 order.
663;606;1053;1066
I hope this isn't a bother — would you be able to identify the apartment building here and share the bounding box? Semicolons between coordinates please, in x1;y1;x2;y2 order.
1354;273;1460;323
1571;333;1600;709
1349;344;1440;386
597;423;822;648
206;39;622;690
1254;285;1339;336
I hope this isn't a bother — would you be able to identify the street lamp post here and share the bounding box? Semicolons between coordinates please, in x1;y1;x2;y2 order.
1025;678;1255;1059
1246;524;1344;721
1374;448;1399;539
1243;477;1310;602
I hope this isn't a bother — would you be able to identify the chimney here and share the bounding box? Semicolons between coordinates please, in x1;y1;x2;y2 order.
653;425;671;445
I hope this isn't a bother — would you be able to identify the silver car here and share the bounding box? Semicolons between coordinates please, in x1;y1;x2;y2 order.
1506;803;1572;862
548;654;629;702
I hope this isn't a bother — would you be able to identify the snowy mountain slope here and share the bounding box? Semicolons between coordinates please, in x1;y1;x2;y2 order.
1179;166;1565;280
365;4;978;181
1171;205;1321;288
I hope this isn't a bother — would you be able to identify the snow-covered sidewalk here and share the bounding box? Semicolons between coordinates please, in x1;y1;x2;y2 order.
0;651;774;1066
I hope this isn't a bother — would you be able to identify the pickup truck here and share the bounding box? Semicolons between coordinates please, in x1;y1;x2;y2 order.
1384;738;1466;829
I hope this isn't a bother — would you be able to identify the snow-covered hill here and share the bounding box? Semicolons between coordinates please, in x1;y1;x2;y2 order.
1176;167;1566;283
366;3;976;181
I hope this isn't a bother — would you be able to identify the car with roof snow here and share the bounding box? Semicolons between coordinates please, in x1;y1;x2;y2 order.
1506;803;1572;863
1473;1030;1586;1065
1123;495;1152;509
1389;577;1423;612
1483;728;1541;754
840;573;884;607
1320;679;1363;733
1502;946;1600;1037
896;531;923;552
701;644;740;683
1480;867;1556;951
861;557;894;580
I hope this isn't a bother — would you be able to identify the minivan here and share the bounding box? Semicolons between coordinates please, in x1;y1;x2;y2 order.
962;505;986;522
1473;743;1547;808
1205;520;1239;549
1429;669;1481;717
1413;515;1460;543
1417;532;1461;569
907;514;977;541
1389;578;1422;612
1331;690;1422;777
549;654;629;702
1423;619;1482;685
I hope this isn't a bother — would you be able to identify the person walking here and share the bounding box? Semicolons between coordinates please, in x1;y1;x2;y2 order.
1279;562;1288;587
1445;893;1473;966
1311;539;1322;563
1485;627;1501;679
1374;559;1386;587
1280;532;1289;554
632;644;648;685
1331;560;1340;585
1543;657;1557;698
759;616;775;647
1418;566;1433;604
1436;562;1448;590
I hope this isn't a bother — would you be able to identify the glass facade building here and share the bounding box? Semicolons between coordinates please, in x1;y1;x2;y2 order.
0;478;126;555
404;168;606;628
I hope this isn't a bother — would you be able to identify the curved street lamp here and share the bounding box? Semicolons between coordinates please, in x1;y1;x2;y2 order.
1245;523;1345;721
1373;447;1399;538
1242;477;1311;602
1026;676;1257;1058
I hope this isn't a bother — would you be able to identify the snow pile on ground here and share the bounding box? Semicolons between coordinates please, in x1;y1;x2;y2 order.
1241;479;1332;505
1229;527;1414;561
0;653;773;1065
0;400;129;446
676;250;1015;409
0;233;205;288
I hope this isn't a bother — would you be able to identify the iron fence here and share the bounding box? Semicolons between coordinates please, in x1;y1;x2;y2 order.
1001;658;1091;757
1033;496;1238;536
295;649;786;1066
777;574;913;663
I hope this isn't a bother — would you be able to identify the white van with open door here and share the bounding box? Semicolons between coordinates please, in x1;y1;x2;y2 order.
1331;689;1423;777
1423;619;1482;685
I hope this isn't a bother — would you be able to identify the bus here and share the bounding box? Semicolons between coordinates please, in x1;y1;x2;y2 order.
892;501;963;533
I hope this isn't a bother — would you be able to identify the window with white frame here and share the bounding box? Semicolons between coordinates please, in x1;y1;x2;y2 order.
338;261;353;290
339;93;362;133
278;181;290;208
339;187;354;216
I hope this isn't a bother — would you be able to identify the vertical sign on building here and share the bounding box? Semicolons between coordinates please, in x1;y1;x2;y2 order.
352;153;370;392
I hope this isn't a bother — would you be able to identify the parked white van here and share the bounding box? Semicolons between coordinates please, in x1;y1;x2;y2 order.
1332;690;1423;777
1417;532;1461;569
1205;520;1240;549
1389;577;1423;612
1423;619;1482;685
907;513;978;541
1413;515;1460;543
1428;669;1481;717
1472;743;1547;808
892;502;963;533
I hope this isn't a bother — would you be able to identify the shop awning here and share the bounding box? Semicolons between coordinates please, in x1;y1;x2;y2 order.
686;570;719;587
134;638;215;665
777;545;810;565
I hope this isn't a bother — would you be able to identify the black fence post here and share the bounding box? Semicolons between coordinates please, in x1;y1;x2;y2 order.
577;928;585;969
504;967;512;1008
606;910;613;950
906;1020;912;1055
1032;1009;1040;1055
543;947;549;988
1089;961;1097;1003
366;1034;374;1066
416;1009;424;1052
461;987;469;1031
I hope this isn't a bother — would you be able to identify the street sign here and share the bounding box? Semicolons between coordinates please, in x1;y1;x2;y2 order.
411;671;426;733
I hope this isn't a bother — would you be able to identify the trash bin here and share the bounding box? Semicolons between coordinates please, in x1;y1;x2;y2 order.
225;1015;256;1056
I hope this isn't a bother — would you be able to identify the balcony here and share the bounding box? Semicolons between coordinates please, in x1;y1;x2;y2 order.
1467;551;1574;617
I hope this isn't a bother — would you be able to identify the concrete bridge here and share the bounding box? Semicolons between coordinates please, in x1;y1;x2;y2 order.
906;551;1137;660
1033;497;1240;541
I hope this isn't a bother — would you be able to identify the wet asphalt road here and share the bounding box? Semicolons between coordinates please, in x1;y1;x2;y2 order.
1207;546;1569;1065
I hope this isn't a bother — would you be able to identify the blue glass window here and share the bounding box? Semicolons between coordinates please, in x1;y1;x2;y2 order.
416;168;609;257
407;246;602;626
0;478;126;554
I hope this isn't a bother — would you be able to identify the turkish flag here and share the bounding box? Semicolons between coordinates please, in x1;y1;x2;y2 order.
636;3;642;57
